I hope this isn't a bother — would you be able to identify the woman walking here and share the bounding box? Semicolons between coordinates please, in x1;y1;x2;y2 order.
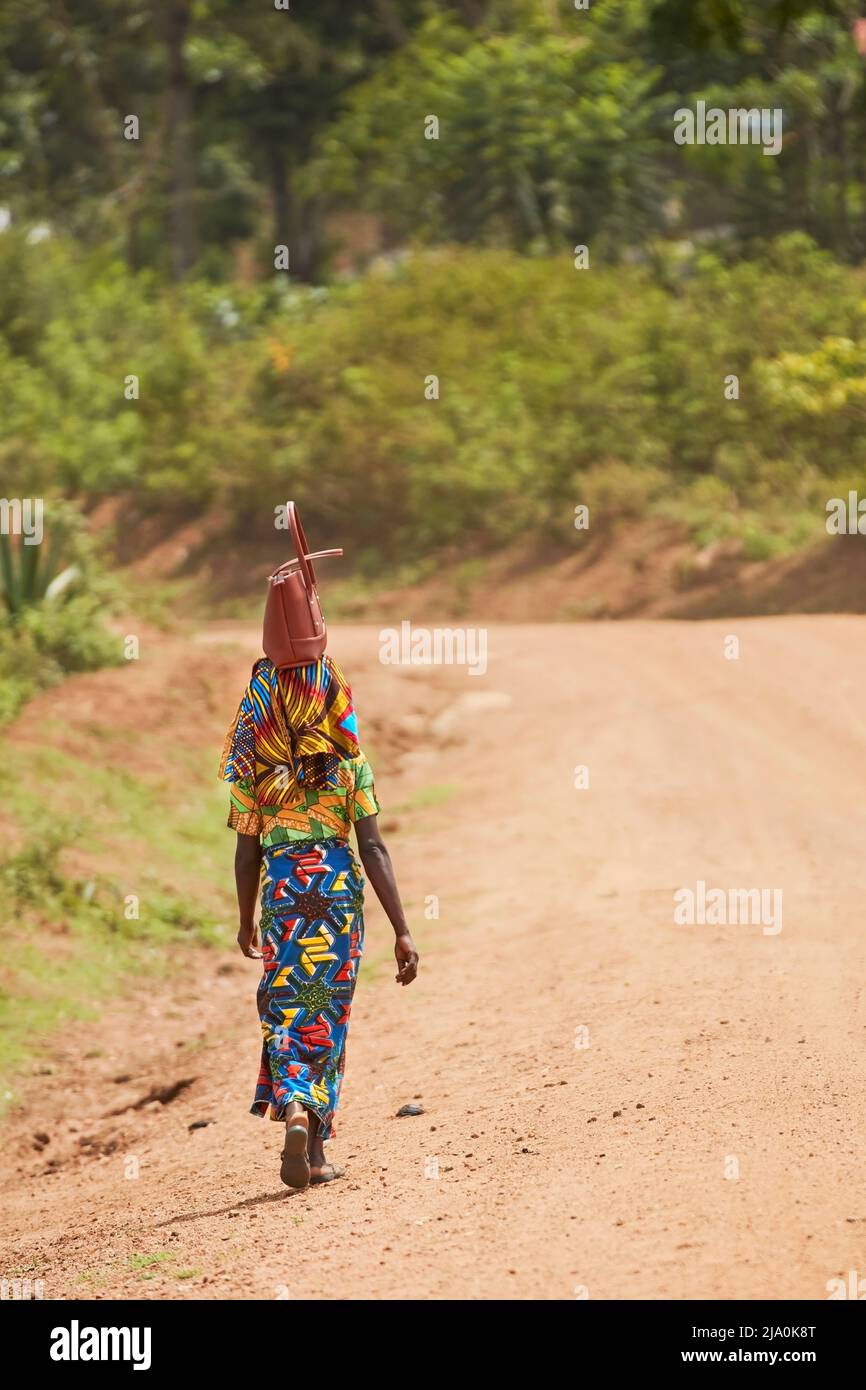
220;653;418;1189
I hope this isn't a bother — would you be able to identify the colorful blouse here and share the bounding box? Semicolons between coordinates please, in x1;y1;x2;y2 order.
219;655;380;846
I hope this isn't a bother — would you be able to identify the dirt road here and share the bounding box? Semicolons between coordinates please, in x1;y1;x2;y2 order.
2;618;866;1300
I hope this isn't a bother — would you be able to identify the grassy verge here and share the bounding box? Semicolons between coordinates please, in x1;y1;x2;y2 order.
0;734;233;1103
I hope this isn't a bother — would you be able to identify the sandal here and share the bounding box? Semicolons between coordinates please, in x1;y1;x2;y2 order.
280;1112;311;1189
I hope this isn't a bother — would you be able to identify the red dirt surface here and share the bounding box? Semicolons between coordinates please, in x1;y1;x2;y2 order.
2;618;865;1300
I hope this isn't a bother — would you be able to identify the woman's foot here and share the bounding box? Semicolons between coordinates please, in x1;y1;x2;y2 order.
309;1161;345;1186
307;1119;344;1186
280;1103;310;1189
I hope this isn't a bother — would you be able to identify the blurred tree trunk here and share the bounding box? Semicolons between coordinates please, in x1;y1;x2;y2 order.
269;149;322;280
270;149;291;250
458;1;487;24
836;111;849;258
289;184;324;282
164;0;195;279
373;0;409;44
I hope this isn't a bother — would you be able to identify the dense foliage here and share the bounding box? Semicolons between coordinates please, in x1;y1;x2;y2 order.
3;1;866;274
2;228;863;564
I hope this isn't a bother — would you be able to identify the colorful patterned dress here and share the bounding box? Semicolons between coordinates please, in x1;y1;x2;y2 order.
219;656;380;1139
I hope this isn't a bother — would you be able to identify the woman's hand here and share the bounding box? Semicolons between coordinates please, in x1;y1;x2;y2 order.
237;920;262;959
234;834;263;958
394;932;419;986
356;817;418;987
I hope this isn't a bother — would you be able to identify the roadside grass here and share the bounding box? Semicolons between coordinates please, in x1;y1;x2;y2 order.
0;736;234;1104
128;1252;175;1272
74;1251;201;1291
392;782;460;813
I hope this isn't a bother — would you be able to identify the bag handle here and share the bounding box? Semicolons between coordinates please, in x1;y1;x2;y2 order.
278;501;342;594
289;501;314;593
269;549;343;583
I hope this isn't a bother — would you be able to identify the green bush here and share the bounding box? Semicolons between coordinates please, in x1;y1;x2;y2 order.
19;592;119;673
0;500;122;722
0;599;121;723
1;228;864;578
0;623;59;723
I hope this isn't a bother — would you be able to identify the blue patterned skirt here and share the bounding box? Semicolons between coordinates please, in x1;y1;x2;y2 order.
250;838;365;1139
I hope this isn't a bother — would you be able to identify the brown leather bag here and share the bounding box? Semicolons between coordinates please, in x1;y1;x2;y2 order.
262;501;343;669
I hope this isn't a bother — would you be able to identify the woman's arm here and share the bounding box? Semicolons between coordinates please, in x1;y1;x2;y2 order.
354;815;419;986
235;832;263;958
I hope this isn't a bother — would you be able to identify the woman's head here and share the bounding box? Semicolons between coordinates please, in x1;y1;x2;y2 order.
266;655;359;756
221;655;359;807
